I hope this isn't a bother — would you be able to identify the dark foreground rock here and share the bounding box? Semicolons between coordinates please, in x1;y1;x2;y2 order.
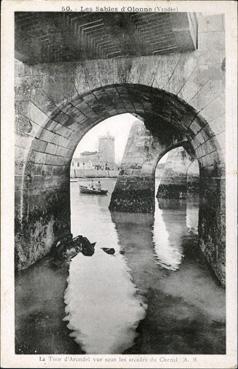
101;247;115;255
51;234;96;263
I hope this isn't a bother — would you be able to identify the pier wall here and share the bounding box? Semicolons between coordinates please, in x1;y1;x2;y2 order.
109;120;190;212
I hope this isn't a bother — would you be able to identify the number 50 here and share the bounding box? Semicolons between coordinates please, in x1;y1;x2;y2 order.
62;6;72;11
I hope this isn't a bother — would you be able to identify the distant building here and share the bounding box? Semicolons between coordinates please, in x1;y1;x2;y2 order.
71;134;117;177
98;133;115;165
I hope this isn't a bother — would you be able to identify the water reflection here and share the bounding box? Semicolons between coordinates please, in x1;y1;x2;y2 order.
64;250;146;354
66;178;146;354
15;180;225;355
67;179;225;354
186;196;199;234
153;199;186;271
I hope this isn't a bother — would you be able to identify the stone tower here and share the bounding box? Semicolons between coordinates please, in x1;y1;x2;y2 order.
98;133;115;165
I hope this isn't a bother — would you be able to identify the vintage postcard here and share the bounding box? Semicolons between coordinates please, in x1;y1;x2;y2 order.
1;0;237;368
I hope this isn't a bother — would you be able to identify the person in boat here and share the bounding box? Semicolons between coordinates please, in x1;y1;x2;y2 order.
96;180;102;191
90;179;95;190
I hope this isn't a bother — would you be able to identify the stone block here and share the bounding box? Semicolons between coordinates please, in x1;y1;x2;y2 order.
28;102;49;127
57;126;73;139
189;118;203;135
46;120;59;132
194;130;207;146
196;48;224;66
195;145;207;158
209;115;225;136
198;31;225;52
199;154;211;168
120;101;136;114
32;151;47;165
45;142;58;155
68;110;88;125
55;146;70;157
61;104;81;121
200;95;225;123
189;78;224;112
31;139;48;153
167;53;192;95
153;54;180;90
204;151;221;168
179;79;201;103
214;131;225;152
76;102;98;119
191;136;201;151
40;129;58;143
199;139;217;158
201;124;215;141
57;136;71;148
180;63;223;105
52;110;72;126
45;154;64;166
29;120;43;139
180;110;197;128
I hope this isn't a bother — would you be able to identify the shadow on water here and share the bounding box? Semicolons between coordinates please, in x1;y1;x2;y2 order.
15;258;81;354
15;180;225;354
114;198;225;354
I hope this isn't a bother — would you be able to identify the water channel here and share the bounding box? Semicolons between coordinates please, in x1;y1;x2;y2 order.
15;178;225;354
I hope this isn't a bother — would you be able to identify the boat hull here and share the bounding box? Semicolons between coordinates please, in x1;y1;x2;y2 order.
79;185;108;195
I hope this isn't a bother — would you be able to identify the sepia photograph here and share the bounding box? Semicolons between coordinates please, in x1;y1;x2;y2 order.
1;1;237;368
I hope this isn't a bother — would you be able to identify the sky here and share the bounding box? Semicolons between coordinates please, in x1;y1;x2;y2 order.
73;113;140;164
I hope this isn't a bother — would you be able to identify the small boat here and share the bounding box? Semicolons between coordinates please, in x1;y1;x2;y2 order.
79;185;108;195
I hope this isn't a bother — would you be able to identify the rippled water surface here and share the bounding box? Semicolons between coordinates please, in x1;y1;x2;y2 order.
15;178;225;354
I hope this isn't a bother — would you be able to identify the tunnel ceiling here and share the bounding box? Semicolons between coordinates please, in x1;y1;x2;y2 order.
15;12;197;64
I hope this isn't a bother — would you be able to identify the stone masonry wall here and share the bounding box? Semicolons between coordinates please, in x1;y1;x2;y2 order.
15;14;225;284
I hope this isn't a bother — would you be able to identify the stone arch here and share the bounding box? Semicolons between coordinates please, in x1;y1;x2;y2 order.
15;83;225;285
154;145;200;199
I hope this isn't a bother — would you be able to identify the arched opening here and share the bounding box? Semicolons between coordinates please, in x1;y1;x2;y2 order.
70;113;136;238
15;83;225;288
63;126;224;355
12;9;229;357
15;83;225;355
153;146;200;272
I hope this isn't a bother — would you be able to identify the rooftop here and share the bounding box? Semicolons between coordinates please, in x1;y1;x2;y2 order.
80;151;98;156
